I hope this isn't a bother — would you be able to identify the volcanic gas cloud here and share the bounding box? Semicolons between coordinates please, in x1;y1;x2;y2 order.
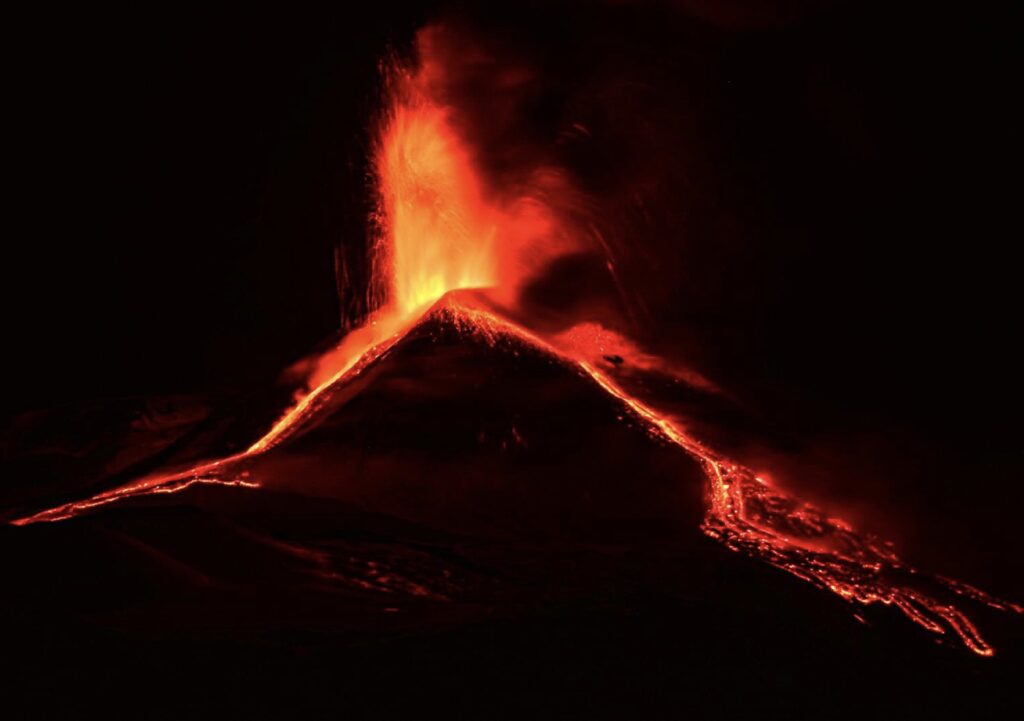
12;23;1019;656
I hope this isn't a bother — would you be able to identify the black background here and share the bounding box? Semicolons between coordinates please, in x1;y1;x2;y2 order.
6;0;1022;613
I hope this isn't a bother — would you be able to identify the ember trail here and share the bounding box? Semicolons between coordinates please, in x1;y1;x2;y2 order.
11;24;1019;657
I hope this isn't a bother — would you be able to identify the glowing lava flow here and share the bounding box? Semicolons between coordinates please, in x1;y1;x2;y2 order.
9;28;1020;657
438;303;1024;657
576;360;1021;657
13;297;1021;655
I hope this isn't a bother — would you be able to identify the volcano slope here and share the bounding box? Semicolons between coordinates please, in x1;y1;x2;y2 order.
2;299;1022;718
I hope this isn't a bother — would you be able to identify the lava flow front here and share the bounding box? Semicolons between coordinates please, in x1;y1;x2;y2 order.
10;24;1019;659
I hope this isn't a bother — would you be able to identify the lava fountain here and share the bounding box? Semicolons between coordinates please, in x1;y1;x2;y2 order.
11;24;1020;657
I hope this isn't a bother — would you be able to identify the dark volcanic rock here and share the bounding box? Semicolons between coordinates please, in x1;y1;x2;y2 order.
2;308;1021;719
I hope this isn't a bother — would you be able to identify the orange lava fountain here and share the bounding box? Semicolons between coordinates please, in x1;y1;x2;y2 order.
11;27;1020;657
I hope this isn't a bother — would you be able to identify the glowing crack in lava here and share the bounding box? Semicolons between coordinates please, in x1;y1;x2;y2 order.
11;29;1020;657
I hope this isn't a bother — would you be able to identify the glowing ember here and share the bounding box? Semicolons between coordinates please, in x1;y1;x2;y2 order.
11;25;1019;658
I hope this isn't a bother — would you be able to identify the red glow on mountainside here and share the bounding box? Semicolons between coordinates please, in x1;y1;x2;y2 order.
10;26;1019;657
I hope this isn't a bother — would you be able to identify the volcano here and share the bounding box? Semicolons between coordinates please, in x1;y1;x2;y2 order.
3;294;1023;717
5;9;1023;718
9;291;1019;651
